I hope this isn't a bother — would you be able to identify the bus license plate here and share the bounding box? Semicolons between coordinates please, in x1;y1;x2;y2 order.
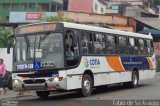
47;87;56;90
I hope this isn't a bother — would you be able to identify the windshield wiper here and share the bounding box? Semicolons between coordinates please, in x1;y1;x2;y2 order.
24;36;30;53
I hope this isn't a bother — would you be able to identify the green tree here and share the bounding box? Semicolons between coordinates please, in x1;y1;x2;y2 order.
0;27;12;48
45;14;75;22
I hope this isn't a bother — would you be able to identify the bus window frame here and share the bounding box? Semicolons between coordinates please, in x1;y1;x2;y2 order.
105;33;118;55
62;28;154;59
146;39;154;56
118;35;131;55
80;31;95;56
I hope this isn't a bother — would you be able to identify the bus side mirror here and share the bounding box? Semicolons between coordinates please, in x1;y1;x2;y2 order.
7;43;12;54
7;35;15;54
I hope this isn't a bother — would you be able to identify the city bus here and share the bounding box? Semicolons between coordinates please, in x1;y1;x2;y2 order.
7;22;156;97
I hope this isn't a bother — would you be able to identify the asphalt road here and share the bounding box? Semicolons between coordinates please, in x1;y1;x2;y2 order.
1;74;160;106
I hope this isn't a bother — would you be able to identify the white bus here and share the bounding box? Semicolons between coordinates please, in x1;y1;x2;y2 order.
7;22;156;97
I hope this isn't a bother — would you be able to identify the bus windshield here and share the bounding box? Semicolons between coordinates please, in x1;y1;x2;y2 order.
13;32;64;71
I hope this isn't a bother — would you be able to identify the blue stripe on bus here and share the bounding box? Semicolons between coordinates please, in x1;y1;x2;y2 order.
120;56;150;71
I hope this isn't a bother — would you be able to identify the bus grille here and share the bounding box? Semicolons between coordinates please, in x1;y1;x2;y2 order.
23;79;46;84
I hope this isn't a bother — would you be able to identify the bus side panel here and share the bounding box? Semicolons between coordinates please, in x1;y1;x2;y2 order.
66;68;82;90
108;73;121;84
139;56;156;80
147;56;156;79
58;71;68;90
94;72;132;86
66;56;110;90
120;71;132;82
67;75;82;90
93;71;132;86
90;72;132;86
94;73;109;86
139;70;148;80
106;56;131;83
147;69;156;79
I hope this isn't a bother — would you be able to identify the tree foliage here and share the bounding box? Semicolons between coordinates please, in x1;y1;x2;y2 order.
0;27;12;48
46;14;75;22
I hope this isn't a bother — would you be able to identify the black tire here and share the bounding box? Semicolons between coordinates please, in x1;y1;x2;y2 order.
81;74;93;97
36;91;50;98
123;71;139;88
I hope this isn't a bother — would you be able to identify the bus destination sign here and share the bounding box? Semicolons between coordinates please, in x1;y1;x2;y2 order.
16;24;61;35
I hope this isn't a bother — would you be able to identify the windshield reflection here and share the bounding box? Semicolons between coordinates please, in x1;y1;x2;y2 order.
13;33;64;71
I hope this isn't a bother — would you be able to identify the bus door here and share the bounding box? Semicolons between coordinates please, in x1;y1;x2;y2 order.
65;29;80;67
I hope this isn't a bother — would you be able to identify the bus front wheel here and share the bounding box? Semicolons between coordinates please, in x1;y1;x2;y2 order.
81;74;93;97
123;71;139;88
36;91;50;98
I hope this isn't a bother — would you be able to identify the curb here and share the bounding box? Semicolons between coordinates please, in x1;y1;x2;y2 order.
0;91;36;99
0;94;37;99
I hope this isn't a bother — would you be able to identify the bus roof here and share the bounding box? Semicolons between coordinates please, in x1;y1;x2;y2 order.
62;22;152;40
17;22;152;39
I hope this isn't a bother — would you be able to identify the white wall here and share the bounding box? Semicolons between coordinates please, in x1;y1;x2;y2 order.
93;0;106;14
0;48;13;71
9;12;58;23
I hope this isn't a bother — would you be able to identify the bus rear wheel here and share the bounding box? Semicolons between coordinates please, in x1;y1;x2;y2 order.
123;71;139;88
36;91;50;98
81;74;93;97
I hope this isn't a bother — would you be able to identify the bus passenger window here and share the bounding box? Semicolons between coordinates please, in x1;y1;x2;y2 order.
129;38;135;55
81;35;88;54
107;35;115;45
144;40;148;56
119;36;127;45
138;39;145;55
129;38;135;46
106;35;116;54
118;36;128;55
81;32;94;55
150;40;154;55
94;33;106;54
146;40;153;56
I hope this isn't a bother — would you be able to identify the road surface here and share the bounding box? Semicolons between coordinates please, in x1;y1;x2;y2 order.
1;73;160;106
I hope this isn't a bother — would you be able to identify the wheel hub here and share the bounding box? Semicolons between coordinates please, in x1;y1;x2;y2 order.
84;79;91;93
133;74;138;85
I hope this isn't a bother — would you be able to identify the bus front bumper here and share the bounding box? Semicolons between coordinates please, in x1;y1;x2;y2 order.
12;78;65;91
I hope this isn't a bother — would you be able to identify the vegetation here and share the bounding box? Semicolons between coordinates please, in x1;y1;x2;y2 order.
45;14;75;22
0;27;12;48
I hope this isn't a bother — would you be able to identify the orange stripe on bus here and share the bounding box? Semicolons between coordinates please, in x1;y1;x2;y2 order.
146;57;154;70
106;56;125;72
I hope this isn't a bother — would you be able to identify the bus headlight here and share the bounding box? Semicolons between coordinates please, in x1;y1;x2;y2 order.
54;77;59;82
13;79;22;84
48;77;63;82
